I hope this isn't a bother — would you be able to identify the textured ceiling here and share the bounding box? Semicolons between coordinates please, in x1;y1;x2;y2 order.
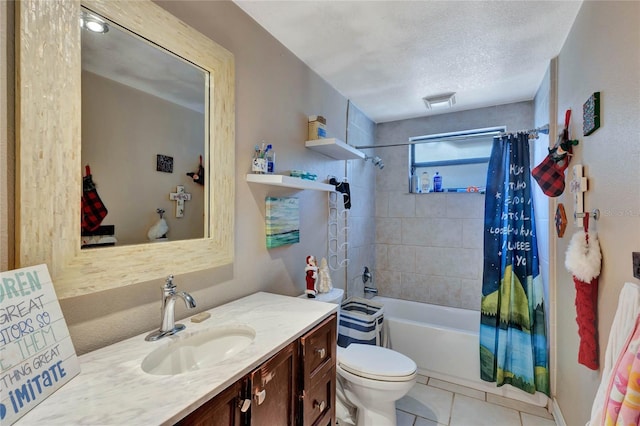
234;0;583;123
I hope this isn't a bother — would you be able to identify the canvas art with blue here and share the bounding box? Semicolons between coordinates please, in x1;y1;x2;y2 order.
265;197;300;249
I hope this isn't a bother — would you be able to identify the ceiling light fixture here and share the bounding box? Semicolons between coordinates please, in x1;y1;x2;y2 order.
422;92;456;110
80;12;109;34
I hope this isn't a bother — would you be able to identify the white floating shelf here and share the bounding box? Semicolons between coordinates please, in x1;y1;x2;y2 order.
246;174;334;191
305;138;366;160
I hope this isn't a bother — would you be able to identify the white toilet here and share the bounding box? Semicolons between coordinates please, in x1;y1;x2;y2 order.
337;344;416;426
300;288;417;426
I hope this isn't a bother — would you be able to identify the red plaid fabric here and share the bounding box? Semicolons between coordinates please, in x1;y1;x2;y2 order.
531;153;570;197
81;171;108;232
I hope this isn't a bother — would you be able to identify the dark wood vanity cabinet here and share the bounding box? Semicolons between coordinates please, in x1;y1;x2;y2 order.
249;341;298;425
176;313;337;426
299;314;337;426
176;379;245;426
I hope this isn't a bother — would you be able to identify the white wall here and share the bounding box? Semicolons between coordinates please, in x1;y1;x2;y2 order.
532;63;553;393
554;2;640;425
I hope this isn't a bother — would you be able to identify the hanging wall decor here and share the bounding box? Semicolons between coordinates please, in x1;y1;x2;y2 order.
0;264;81;425
265;197;300;248
583;92;601;136
555;203;567;238
156;154;174;173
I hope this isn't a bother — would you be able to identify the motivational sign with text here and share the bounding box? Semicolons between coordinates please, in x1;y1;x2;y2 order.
0;264;80;425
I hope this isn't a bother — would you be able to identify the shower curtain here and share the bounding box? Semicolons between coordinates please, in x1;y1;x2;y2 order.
480;133;549;396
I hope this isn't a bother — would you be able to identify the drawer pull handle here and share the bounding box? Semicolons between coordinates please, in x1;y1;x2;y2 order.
315;348;326;359
255;389;266;405
314;400;326;412
239;399;251;413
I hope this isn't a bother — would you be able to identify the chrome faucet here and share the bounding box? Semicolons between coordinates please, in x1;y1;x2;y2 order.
146;275;196;341
364;286;378;298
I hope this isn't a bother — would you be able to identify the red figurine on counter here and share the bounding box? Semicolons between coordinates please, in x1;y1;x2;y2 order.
305;255;318;298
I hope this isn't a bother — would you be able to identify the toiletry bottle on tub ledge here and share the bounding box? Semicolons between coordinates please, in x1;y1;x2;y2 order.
433;172;442;192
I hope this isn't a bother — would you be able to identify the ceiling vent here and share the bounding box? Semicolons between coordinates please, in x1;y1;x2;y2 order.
422;92;456;110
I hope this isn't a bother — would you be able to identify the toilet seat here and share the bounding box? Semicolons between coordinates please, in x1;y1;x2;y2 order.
338;343;416;382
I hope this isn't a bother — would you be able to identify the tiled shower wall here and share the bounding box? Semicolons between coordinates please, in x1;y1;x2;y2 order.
345;102;376;298
374;102;534;310
375;192;484;310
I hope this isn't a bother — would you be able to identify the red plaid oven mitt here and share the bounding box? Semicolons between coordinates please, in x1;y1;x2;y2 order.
81;165;108;232
531;109;574;197
531;152;570;197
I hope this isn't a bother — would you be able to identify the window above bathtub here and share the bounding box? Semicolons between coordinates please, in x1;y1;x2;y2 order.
410;126;505;193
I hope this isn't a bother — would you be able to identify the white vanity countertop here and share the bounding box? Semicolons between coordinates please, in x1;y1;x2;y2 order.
18;292;336;425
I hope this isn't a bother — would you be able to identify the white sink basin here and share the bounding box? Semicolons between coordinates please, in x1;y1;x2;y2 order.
141;325;256;376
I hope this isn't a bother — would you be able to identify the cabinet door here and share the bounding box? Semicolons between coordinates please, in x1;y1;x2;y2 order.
299;314;337;426
176;378;246;426
250;341;298;426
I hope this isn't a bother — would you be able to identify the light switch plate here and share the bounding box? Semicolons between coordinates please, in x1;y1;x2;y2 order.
633;252;640;279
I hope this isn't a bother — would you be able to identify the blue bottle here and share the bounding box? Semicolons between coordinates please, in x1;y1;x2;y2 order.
433;172;442;192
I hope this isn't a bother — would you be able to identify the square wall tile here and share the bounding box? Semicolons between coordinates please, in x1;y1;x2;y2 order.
415;247;444;276
402;218;463;247
415;247;482;279
376;191;390;218
446;193;485;218
460;278;482;311
376;218;402;244
462;218;484;249
428;276;462;307
376;244;389;270
375;269;402;297
442;247;483;279
388;244;416;273
415;193;447;217
388;192;416;218
401;272;430;303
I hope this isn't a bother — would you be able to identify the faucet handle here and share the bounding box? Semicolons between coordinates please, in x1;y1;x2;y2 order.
164;275;176;291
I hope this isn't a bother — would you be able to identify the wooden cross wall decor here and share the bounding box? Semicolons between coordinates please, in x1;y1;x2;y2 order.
169;185;192;218
569;164;588;226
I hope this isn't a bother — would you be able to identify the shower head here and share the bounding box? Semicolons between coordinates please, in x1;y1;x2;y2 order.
365;155;384;169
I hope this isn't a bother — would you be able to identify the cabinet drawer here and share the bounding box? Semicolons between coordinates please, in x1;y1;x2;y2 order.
302;366;335;426
300;314;336;381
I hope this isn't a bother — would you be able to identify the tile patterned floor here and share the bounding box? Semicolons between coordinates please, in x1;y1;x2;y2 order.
395;375;556;426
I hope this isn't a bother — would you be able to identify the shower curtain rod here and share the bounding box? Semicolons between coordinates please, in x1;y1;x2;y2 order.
498;124;550;139
354;130;501;150
354;124;550;150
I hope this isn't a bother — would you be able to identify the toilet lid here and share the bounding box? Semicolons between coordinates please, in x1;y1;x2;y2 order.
339;344;417;382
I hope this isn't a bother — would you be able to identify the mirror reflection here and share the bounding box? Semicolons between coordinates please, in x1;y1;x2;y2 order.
81;7;208;248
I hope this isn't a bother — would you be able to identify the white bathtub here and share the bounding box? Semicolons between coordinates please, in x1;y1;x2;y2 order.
372;296;549;407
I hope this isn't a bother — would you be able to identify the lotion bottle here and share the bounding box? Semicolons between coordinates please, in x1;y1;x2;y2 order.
433;172;443;192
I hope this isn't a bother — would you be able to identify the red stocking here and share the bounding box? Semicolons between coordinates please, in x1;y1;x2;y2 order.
574;276;599;370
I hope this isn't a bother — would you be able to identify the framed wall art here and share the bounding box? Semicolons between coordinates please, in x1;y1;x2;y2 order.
265;197;300;248
583;92;600;136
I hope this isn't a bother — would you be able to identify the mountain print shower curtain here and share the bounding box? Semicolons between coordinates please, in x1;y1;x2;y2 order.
480;133;549;396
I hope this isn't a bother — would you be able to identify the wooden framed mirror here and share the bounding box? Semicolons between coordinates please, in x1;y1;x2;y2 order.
16;0;235;299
